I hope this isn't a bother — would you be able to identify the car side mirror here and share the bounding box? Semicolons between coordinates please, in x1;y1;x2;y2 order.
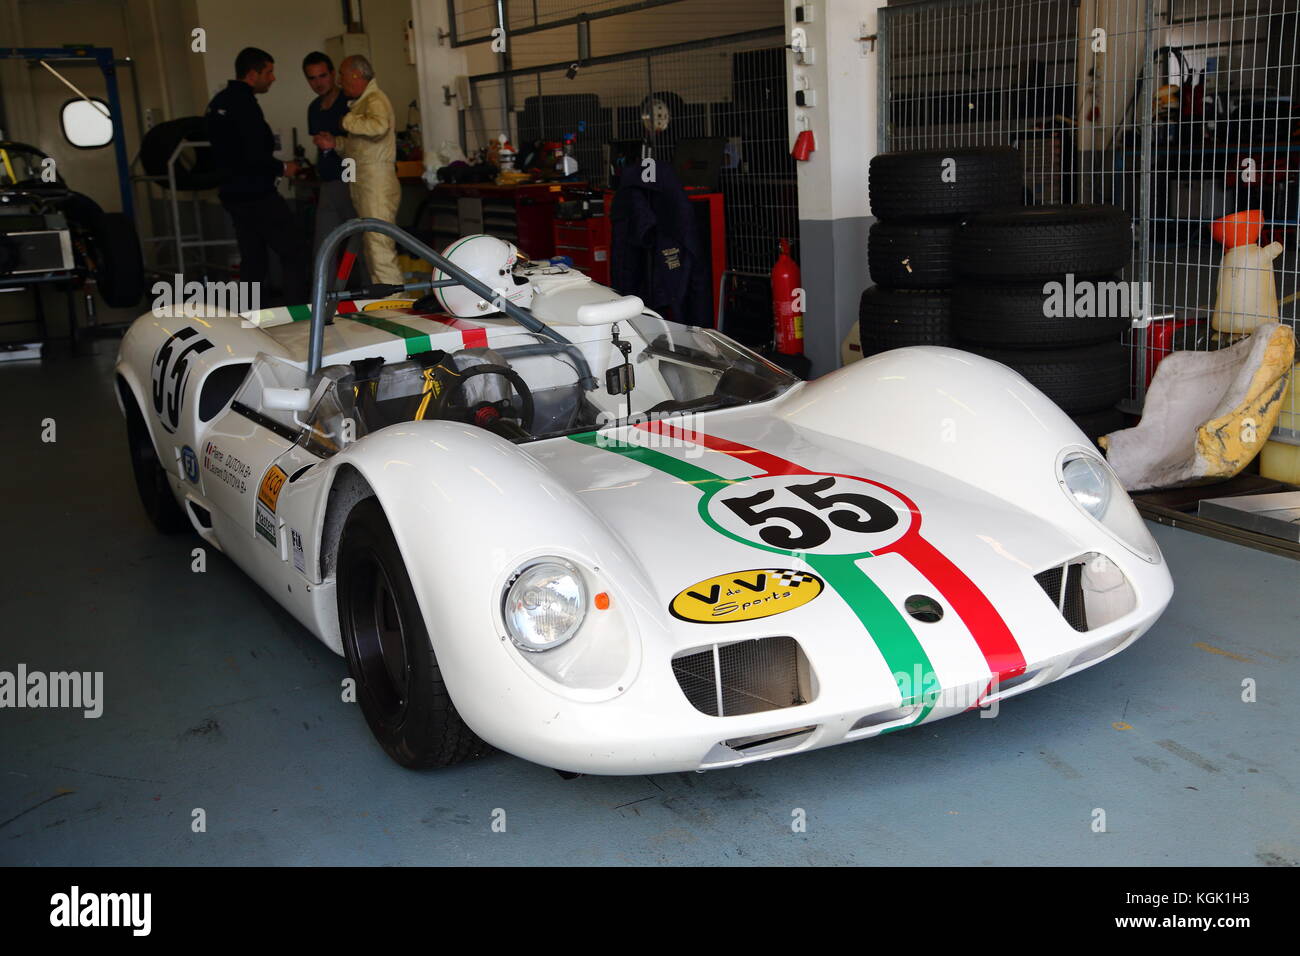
575;295;644;326
263;386;312;412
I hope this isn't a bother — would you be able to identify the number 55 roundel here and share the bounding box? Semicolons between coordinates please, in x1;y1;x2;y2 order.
701;474;912;557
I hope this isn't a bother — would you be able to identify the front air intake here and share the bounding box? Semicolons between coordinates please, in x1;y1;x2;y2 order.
1034;562;1088;632
672;636;812;717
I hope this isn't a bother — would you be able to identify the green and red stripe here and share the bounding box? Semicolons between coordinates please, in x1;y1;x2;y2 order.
571;421;1028;724
569;430;943;726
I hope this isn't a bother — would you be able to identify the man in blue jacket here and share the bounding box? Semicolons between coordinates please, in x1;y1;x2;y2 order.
206;47;310;305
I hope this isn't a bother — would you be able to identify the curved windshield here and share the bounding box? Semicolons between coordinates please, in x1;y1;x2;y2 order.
236;315;798;457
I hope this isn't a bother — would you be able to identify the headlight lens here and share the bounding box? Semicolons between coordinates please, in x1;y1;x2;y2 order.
1060;452;1159;562
1062;455;1111;518
503;559;586;652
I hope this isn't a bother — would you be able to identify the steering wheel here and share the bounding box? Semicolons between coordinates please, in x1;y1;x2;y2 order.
446;363;535;435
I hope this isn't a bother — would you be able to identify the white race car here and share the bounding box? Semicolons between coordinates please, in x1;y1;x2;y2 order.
116;220;1173;775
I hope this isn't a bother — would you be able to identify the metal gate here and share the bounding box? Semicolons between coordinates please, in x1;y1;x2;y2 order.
877;0;1298;439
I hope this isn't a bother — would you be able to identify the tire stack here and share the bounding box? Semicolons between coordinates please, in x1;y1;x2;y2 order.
860;147;1022;358
952;205;1133;440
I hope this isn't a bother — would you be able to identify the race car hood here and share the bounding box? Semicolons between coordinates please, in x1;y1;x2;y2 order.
527;400;1152;705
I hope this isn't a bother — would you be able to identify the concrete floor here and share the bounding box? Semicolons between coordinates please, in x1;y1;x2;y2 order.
1;341;1296;866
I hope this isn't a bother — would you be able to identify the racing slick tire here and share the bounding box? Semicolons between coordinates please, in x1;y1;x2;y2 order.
868;146;1022;220
955;204;1131;281
858;286;953;356
952;282;1132;348
89;212;146;308
967;341;1130;414
868;221;958;289
337;498;489;769
123;395;190;534
1070;406;1127;444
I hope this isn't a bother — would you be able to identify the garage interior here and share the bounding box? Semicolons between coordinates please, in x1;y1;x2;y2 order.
1;0;1297;867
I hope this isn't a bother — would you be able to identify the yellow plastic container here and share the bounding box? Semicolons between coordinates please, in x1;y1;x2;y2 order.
1276;364;1298;432
1260;440;1300;483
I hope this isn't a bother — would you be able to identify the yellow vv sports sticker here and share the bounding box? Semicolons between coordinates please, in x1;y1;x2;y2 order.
670;569;823;624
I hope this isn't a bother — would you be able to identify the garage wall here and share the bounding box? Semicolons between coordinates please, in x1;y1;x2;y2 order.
0;0;207;213
459;0;782;88
192;0;421;163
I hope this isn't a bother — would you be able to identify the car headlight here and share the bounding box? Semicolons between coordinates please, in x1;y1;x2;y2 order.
1060;452;1159;563
503;559;586;652
1062;455;1111;518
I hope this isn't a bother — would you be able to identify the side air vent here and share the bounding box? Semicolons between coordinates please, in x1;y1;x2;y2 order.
672;636;813;717
187;500;213;530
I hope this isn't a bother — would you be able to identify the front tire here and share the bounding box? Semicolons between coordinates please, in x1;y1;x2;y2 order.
337;498;486;769
124;397;189;534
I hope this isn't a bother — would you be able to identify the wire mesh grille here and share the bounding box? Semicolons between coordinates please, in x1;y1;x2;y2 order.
1034;561;1090;631
879;0;1298;430
464;30;796;275
452;0;689;43
672;636;806;716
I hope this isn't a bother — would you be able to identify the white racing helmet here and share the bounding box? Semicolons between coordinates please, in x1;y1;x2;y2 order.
433;234;533;317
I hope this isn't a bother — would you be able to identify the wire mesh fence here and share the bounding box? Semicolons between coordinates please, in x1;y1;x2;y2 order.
450;0;690;44
463;28;796;276
879;0;1298;434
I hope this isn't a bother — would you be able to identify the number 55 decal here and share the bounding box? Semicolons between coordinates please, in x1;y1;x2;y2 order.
151;327;214;433
703;474;911;556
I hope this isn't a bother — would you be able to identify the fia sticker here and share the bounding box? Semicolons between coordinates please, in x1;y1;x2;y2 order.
181;445;199;483
291;528;305;574
670;568;824;624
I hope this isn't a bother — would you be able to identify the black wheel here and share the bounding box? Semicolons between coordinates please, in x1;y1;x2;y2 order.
868;220;958;289
952;282;1133;348
123;395;189;534
139;116;224;191
868;147;1022;220
337;498;487;769
967;341;1130;413
956;204;1131;281
858;286;953;356
62;190;104;225
1070;406;1127;444
86;212;145;308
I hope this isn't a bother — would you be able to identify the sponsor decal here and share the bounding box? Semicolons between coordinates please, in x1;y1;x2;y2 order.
181;445;199;483
255;464;288;546
361;299;417;312
150;327;213;433
670;568;823;623
201;440;251;493
291;527;306;573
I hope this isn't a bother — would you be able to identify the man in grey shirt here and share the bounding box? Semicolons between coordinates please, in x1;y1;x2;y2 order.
303;51;364;279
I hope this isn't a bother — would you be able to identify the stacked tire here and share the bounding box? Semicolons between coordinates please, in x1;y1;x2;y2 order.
952;205;1133;440
860;147;1021;358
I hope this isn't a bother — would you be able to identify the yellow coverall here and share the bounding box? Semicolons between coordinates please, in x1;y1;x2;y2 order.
337;79;403;286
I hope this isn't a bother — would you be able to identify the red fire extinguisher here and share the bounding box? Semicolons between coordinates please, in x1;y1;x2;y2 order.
772;238;804;355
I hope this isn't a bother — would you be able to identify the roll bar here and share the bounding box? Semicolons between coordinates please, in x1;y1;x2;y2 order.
309;218;590;384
